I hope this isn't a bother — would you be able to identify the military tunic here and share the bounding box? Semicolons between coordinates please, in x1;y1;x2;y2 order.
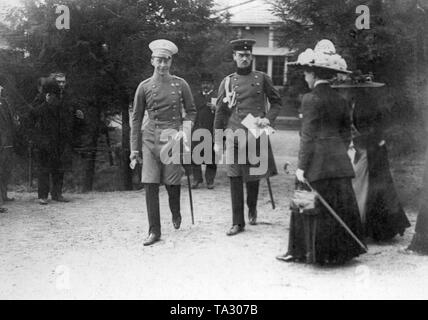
131;74;196;185
214;70;282;181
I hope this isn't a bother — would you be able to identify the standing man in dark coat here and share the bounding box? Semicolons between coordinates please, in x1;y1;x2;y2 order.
30;79;74;204
0;83;17;209
191;73;217;189
49;72;85;146
214;39;282;235
130;39;196;246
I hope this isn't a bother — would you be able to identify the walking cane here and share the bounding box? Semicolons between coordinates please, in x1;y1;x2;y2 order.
164;132;195;225
185;165;195;225
305;180;368;252
182;138;195;225
266;177;275;209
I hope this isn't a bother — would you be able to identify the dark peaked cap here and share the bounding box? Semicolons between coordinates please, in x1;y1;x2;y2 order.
230;39;256;51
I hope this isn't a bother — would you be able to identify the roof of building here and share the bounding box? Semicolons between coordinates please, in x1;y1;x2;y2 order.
214;0;281;26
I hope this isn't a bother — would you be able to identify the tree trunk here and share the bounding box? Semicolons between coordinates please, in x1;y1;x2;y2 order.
408;8;428;253
408;148;428;253
121;103;133;190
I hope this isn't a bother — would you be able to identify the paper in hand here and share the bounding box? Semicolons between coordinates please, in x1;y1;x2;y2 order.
241;113;275;138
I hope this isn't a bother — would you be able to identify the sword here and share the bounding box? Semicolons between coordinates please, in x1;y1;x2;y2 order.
305;180;368;252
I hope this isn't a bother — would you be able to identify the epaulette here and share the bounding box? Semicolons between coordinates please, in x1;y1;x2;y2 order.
253;70;267;77
140;78;151;85
172;75;185;82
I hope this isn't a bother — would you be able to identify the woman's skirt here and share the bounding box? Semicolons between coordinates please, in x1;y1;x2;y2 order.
364;145;411;241
286;178;366;265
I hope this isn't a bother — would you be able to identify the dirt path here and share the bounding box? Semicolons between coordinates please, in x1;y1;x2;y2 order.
1;130;427;299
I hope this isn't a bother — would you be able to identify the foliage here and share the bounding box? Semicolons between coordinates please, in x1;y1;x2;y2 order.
271;0;428;156
4;0;229;112
1;0;235;189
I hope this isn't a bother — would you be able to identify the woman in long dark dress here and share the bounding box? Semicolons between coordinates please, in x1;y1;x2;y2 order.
277;40;366;265
332;74;411;241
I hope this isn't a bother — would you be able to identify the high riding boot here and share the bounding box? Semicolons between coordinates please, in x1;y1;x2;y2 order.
166;184;182;229
246;180;260;225
227;176;245;236
144;183;161;245
192;165;203;189
205;164;217;189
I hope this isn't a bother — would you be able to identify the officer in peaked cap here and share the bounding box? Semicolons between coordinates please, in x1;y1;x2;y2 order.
149;39;178;59
230;39;256;51
130;39;196;246
213;38;282;236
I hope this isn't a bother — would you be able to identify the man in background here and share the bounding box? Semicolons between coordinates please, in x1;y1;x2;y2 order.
30;79;74;204
191;73;217;189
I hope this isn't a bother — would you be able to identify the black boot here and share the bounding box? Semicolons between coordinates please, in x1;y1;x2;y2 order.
228;176;245;235
144;183;161;245
166;184;182;229
246;180;259;225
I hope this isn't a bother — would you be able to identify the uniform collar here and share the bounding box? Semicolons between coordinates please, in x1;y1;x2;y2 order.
152;73;173;83
236;66;252;75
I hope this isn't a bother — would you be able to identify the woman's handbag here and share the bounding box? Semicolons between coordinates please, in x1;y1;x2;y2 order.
290;189;318;215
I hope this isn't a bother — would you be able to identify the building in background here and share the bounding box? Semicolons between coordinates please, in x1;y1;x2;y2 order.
0;3;10;49
215;0;292;88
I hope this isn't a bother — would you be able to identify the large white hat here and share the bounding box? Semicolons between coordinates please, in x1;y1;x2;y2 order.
288;39;351;74
149;39;178;59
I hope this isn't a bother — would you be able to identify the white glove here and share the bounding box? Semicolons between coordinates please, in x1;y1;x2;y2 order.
256;117;270;128
129;151;138;161
296;168;305;183
379;140;385;146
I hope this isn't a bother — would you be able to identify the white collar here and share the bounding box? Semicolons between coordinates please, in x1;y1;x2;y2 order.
314;80;330;88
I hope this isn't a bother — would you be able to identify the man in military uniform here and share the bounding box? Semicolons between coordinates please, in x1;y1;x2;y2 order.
0;83;16;211
191;72;217;189
130;39;196;246
214;39;282;236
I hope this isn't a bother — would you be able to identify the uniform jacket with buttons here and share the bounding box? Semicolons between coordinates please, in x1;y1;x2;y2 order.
130;74;196;154
298;83;354;183
214;70;281;143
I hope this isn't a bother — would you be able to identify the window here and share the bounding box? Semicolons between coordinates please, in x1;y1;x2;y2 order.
255;56;268;73
272;56;286;86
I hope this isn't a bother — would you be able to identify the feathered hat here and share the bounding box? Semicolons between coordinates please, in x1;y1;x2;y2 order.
287;39;351;74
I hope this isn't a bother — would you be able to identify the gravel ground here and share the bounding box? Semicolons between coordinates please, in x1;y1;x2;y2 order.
1;130;427;300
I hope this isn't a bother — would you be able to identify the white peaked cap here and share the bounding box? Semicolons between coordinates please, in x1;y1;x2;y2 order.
149;39;178;58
